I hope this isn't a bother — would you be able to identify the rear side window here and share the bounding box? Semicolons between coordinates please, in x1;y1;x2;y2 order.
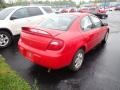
90;15;102;28
81;16;93;31
11;8;29;19
42;7;53;13
27;7;43;16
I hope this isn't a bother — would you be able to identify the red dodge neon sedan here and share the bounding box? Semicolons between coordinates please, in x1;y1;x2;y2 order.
18;13;109;71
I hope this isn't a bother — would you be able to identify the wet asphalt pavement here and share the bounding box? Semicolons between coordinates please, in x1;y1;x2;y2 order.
0;11;120;90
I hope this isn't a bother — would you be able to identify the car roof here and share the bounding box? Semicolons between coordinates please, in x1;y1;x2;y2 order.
4;6;22;9
5;5;51;10
61;13;90;17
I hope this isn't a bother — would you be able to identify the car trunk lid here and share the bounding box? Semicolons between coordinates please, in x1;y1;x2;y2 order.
21;27;64;50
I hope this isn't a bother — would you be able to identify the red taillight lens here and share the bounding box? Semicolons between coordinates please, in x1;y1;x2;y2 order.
47;39;64;50
22;27;30;32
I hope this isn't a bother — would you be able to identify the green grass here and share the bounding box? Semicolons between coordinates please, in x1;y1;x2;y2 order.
0;55;31;90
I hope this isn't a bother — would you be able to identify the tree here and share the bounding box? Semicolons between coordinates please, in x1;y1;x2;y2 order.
0;0;4;4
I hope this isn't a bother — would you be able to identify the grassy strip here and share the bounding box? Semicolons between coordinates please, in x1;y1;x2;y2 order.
0;55;31;90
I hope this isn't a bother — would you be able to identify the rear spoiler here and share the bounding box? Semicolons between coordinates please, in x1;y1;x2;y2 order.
22;27;53;38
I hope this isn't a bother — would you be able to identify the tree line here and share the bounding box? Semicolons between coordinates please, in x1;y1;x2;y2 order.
0;0;118;9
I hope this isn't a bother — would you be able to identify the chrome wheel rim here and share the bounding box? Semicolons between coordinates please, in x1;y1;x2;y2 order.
102;16;105;19
74;52;84;69
0;34;9;47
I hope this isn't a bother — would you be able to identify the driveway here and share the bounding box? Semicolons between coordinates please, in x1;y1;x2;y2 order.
0;11;120;90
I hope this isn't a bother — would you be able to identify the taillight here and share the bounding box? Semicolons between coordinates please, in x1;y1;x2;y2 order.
22;27;30;32
47;39;64;50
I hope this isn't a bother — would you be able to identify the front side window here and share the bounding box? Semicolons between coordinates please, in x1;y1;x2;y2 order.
81;16;93;31
0;8;14;20
11;8;29;19
42;7;53;13
90;15;102;28
27;7;43;16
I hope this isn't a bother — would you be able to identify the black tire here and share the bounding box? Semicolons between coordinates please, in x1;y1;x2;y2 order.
0;31;12;48
69;49;84;71
102;32;109;44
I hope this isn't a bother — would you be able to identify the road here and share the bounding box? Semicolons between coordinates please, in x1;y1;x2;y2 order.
0;11;120;90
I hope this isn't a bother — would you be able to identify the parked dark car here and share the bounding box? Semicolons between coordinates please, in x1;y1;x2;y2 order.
69;8;76;13
79;7;108;19
115;6;120;11
60;8;68;13
91;12;108;19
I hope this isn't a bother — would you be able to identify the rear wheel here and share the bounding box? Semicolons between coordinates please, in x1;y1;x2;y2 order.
0;31;12;48
69;49;84;71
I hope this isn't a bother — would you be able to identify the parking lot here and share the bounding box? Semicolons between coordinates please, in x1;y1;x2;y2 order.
0;11;120;90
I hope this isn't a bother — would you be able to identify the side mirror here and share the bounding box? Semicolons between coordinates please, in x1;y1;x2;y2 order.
102;23;108;26
10;16;17;20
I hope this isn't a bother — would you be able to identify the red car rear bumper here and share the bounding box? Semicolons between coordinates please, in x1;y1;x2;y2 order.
18;39;73;69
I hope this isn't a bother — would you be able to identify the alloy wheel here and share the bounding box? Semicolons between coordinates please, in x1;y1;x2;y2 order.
0;34;9;47
74;52;84;69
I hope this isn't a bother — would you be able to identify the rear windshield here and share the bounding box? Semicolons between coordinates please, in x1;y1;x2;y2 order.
39;14;77;31
0;8;14;20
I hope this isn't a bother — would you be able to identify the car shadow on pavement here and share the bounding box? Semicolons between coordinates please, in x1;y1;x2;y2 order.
27;43;107;90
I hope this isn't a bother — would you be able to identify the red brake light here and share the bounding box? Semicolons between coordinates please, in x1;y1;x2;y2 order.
22;27;30;32
47;39;64;50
